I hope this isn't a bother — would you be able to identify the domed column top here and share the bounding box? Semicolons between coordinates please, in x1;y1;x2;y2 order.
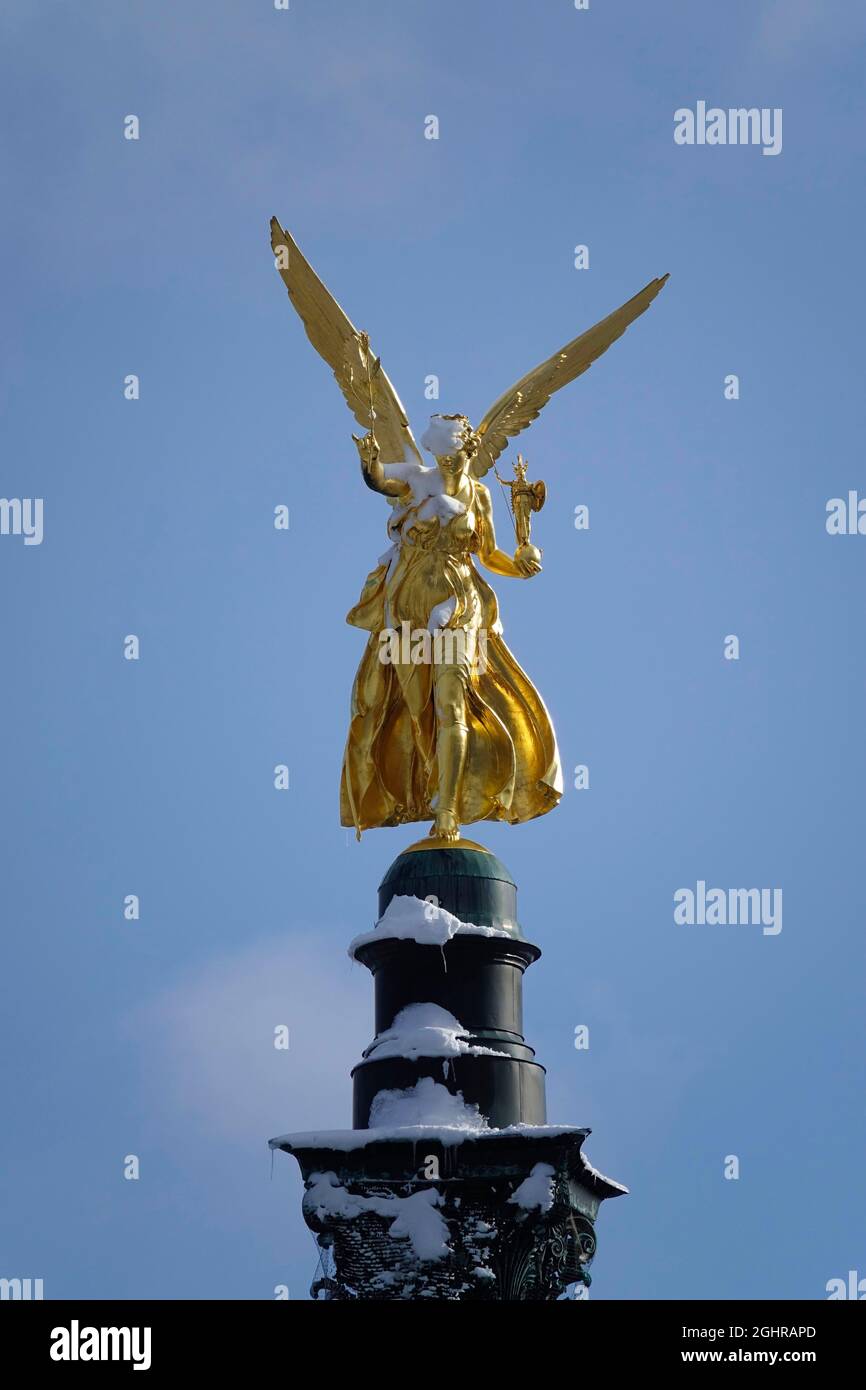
377;835;524;939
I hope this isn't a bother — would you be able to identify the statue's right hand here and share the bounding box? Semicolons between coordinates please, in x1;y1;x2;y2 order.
352;431;380;471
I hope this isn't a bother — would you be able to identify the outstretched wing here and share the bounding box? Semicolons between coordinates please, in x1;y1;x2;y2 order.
270;218;422;466
472;274;669;477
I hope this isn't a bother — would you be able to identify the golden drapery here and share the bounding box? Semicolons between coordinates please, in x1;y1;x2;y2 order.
340;481;562;834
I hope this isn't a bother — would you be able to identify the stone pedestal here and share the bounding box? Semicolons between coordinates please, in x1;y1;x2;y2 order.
270;837;626;1300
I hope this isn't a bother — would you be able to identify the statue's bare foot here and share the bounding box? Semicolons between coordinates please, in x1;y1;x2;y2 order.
432;811;460;842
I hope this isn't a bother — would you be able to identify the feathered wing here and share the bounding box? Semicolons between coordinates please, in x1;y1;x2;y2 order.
270;218;422;466
472;274;669;477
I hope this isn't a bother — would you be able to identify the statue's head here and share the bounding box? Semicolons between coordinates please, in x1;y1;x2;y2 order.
421;414;479;478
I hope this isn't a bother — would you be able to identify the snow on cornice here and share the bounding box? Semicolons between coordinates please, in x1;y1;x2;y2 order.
270;1122;592;1152
348;893;513;959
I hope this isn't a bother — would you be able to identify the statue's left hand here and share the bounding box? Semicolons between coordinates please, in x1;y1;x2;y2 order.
514;543;542;577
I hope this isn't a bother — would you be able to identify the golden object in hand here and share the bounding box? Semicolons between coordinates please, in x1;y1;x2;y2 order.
495;454;547;552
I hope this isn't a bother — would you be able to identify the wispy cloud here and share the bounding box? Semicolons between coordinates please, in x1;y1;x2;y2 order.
754;0;866;62
127;932;369;1144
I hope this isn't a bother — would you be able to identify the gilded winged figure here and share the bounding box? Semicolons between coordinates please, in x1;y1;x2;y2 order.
270;218;667;841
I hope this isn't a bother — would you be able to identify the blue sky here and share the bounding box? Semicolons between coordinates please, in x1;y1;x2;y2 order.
1;0;864;1299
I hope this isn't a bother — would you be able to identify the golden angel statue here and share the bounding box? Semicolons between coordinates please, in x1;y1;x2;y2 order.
270;218;667;842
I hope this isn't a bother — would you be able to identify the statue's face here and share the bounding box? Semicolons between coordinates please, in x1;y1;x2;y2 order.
436;449;471;480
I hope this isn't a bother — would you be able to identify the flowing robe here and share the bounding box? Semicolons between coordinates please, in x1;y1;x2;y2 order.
340;463;562;833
